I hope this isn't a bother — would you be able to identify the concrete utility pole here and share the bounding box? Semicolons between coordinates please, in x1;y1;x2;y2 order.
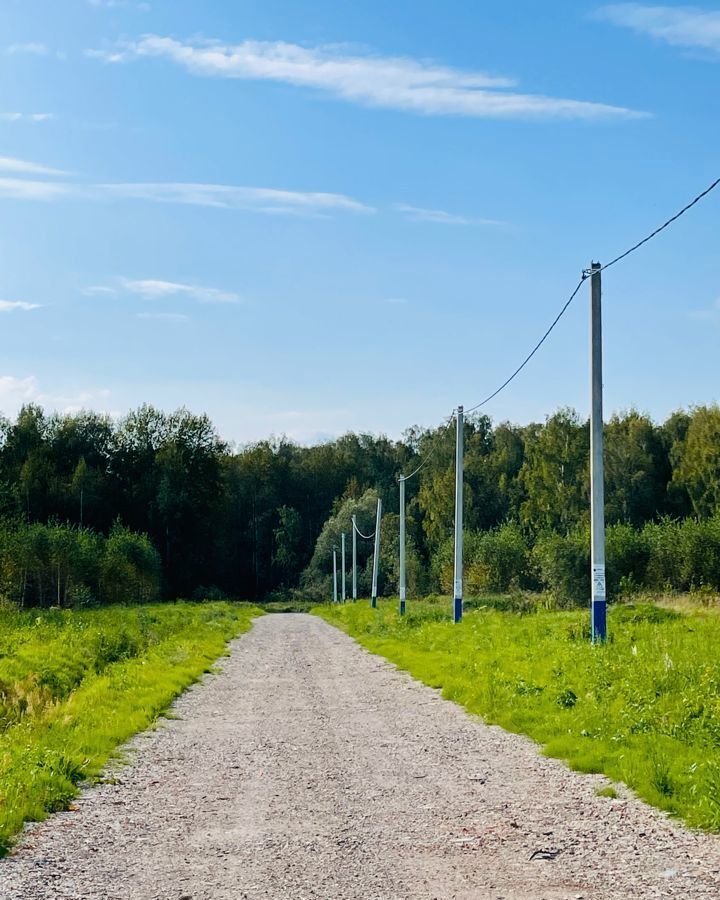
453;406;464;624
333;546;338;604
589;262;607;642
341;532;346;603
351;515;358;601
399;476;406;616
371;498;382;609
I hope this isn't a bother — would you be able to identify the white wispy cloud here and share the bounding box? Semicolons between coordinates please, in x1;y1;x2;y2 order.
86;36;647;120
596;5;720;53
0;177;70;200
0;171;373;217
120;278;241;304
7;42;47;56
690;297;720;322
393;203;504;226
0;156;67;177
0;112;55;123
0;375;111;416
97;182;375;215
82;285;117;296
136;312;189;322
0;300;41;312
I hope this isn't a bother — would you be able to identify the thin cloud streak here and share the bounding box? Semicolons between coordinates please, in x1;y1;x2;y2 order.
0;113;55;123
97;181;375;214
0;178;70;200
394;203;505;226
120;278;241;304
6;42;47;56
690;297;720;322
0;300;42;312
0;156;67;177
0;174;374;216
87;36;647;120
597;5;720;53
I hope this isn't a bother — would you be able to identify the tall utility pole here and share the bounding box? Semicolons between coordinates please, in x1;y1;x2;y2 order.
453;406;464;624
399;475;406;616
589;262;607;642
351;515;358;601
333;546;338;604
371;497;382;609
341;532;346;603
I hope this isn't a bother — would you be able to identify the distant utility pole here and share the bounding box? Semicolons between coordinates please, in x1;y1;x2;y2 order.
351;515;358;601
589;262;607;642
333;546;338;604
371;497;382;609
453;406;464;624
399;476;407;616
341;532;346;603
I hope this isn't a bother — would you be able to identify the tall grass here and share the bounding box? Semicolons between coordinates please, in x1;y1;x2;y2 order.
0;601;262;854
318;598;720;832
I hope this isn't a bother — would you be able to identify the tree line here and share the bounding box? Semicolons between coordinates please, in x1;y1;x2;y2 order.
0;403;719;606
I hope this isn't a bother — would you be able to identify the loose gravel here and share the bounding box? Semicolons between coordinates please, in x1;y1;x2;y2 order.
3;613;720;899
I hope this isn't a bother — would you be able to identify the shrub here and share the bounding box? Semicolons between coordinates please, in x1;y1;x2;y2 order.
678;517;720;591
643;518;684;592
100;524;161;604
606;523;650;597
466;524;530;593
533;529;590;606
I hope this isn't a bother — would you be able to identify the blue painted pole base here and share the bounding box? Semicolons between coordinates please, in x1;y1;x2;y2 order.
453;597;462;623
371;596;377;609
591;600;607;643
399;599;406;616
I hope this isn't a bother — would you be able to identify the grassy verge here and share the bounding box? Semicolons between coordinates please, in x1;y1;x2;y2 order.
316;597;720;832
0;601;262;854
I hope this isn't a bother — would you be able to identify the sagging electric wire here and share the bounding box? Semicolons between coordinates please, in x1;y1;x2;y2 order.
352;520;376;540
465;174;720;415
401;412;455;481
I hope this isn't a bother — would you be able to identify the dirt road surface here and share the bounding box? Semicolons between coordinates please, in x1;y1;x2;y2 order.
3;613;720;899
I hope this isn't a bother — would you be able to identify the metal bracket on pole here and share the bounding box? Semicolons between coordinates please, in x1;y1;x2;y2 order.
453;406;464;624
371;498;382;609
589;263;607;643
399;476;406;616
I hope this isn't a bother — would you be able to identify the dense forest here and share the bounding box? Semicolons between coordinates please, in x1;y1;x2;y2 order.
0;403;719;607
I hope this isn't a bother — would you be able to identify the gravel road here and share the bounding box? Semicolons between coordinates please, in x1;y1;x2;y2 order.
3;612;720;899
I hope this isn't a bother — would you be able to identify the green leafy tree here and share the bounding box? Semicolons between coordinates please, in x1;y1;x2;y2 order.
604;411;668;525
519;409;589;534
673;406;720;518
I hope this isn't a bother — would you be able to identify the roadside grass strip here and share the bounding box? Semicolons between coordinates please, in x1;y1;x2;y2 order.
317;599;720;831
0;602;262;854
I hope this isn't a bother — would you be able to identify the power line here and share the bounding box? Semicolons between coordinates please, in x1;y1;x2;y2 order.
352;520;376;540
596;175;720;275
465;175;720;415
401;414;455;481
465;278;585;414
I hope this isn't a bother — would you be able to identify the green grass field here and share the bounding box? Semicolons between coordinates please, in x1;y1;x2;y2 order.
0;601;262;854
317;597;720;832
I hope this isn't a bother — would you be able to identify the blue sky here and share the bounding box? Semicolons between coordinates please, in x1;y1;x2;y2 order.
0;1;718;444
